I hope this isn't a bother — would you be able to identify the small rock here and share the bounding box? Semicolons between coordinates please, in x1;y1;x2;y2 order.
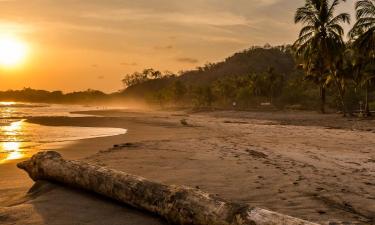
246;149;268;158
317;210;326;215
180;119;189;126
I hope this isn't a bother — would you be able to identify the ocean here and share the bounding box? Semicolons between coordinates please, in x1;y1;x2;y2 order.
0;102;127;164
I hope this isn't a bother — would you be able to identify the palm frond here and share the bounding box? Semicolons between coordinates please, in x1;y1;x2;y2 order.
328;13;351;26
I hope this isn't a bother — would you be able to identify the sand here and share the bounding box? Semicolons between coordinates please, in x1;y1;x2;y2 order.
0;110;374;225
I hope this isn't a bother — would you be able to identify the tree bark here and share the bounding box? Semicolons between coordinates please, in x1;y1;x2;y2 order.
18;151;319;225
335;80;348;117
364;82;371;117
320;85;326;114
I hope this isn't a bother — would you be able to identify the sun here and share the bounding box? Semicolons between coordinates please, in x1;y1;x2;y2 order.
0;35;28;68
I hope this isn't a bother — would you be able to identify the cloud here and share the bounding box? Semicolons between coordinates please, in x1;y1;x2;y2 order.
154;45;173;50
0;21;33;34
82;9;250;27
256;0;282;6
120;62;137;66
176;57;199;64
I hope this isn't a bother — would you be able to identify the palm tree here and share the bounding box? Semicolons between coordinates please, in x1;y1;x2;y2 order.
294;0;350;113
349;0;375;116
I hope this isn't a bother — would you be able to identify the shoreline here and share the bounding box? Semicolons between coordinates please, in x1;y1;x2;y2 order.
1;109;374;224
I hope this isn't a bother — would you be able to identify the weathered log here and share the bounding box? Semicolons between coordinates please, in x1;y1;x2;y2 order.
18;151;319;225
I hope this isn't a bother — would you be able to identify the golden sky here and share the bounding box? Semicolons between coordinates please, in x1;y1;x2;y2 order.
0;0;355;92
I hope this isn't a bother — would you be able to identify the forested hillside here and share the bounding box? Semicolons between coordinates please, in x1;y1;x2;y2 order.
121;45;324;110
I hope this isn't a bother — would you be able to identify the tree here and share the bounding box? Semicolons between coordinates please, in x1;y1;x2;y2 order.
122;68;163;88
143;68;162;79
172;80;187;102
266;67;284;103
122;71;147;88
349;0;375;56
212;77;239;105
293;0;350;113
349;0;375;116
193;86;214;108
327;47;354;115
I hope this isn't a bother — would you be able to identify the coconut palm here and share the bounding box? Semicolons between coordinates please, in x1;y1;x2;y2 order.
294;0;350;113
349;0;375;116
349;0;375;56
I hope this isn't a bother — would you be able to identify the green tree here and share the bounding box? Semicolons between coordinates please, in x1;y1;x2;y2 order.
349;0;375;56
172;80;187;103
293;0;350;113
193;86;214;108
122;68;163;88
213;76;240;105
327;47;354;115
349;0;375;116
266;67;284;103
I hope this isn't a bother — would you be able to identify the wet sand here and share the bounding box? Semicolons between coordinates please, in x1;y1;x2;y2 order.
0;110;374;224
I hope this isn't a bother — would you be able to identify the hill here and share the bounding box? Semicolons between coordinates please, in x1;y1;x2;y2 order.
121;45;318;109
179;45;296;85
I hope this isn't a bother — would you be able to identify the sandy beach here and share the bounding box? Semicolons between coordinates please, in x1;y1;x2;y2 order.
0;109;374;225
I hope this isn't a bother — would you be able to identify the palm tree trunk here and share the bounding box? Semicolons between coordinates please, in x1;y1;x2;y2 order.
364;81;371;117
338;89;348;116
334;79;348;117
320;85;326;114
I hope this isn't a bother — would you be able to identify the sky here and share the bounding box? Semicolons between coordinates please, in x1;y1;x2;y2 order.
0;0;355;92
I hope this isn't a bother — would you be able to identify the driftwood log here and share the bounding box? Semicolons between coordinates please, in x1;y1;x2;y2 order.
18;151;319;225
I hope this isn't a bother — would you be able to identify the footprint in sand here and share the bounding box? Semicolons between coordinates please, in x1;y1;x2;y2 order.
363;182;374;186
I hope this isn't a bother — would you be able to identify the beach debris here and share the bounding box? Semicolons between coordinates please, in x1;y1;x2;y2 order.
18;151;319;225
180;119;189;126
245;149;268;159
99;143;138;153
113;143;136;148
223;120;249;124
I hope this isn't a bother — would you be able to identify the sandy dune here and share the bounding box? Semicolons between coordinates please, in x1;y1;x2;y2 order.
0;110;374;224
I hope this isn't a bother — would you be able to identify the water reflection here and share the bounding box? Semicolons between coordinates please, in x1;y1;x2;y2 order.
3;120;22;135
0;120;25;163
3;141;21;151
0;102;127;164
0;101;15;106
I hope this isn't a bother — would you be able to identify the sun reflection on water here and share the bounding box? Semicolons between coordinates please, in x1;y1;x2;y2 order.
0;120;25;163
0;101;16;106
3;141;21;151
0;103;128;164
3;120;22;134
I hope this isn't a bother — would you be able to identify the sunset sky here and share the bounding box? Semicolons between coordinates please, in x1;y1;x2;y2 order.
0;0;355;92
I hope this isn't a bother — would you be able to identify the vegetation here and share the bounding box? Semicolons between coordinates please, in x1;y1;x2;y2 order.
293;0;350;114
120;46;321;111
121;0;375;115
1;0;373;115
0;88;121;104
349;0;375;116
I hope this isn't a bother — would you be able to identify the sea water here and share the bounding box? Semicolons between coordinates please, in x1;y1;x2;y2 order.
0;102;127;164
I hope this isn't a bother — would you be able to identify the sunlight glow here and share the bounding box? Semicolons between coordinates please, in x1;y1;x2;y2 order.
0;101;16;106
5;150;23;160
3;120;23;135
3;141;20;151
0;35;28;68
0;120;25;163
